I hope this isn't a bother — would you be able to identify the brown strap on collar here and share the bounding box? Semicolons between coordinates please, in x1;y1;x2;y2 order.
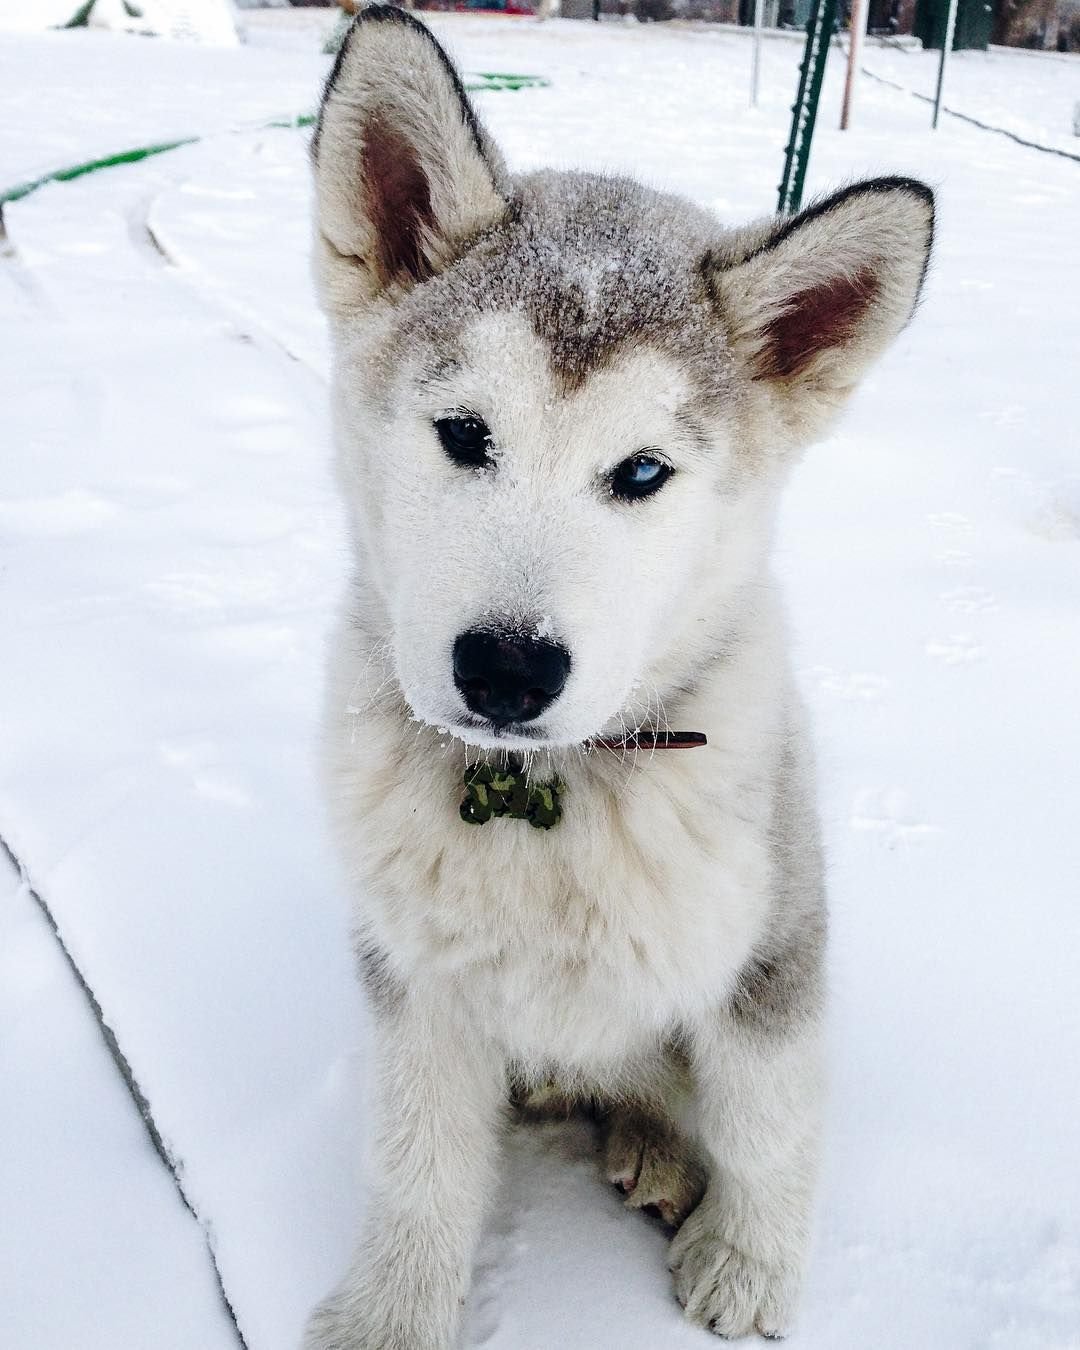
590;731;708;752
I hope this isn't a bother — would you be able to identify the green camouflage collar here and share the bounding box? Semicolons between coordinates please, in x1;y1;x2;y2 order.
458;732;707;830
460;763;561;830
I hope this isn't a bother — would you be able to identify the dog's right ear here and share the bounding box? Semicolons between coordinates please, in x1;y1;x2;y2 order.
311;6;510;313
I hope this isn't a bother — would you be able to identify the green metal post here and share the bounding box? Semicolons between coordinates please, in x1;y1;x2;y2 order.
778;0;838;215
931;0;960;129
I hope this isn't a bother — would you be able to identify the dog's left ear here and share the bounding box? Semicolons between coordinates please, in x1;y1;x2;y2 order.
707;177;934;438
311;6;510;313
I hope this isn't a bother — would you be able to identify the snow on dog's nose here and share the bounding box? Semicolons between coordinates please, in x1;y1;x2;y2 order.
453;631;571;728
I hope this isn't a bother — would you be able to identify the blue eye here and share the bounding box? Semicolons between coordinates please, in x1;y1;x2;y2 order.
611;453;673;501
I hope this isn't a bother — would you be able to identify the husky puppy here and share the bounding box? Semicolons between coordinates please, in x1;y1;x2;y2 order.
305;8;933;1346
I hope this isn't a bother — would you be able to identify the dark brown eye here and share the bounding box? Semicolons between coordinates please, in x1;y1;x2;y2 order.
611;453;673;501
435;415;493;468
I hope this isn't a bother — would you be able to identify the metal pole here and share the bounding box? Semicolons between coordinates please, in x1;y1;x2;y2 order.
751;0;765;107
932;0;960;129
840;0;869;129
778;0;838;214
750;0;766;107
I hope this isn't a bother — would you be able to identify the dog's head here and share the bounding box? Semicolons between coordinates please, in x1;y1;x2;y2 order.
312;6;933;751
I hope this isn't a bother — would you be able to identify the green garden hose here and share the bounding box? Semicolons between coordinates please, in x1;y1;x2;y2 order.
0;74;548;216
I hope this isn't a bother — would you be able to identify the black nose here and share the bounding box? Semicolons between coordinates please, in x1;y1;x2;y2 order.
453;630;571;727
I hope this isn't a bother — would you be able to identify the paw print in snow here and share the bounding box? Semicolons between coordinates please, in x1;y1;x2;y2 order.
804;666;890;702
940;586;998;615
925;633;985;666
850;787;941;849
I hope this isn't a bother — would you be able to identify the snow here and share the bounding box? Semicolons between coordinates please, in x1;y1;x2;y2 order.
858;41;1080;157
0;850;239;1350
0;0;241;46
0;25;324;187
0;0;77;30
2;13;1079;1350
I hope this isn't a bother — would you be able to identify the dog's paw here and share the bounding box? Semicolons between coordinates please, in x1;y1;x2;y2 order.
510;1074;578;1121
668;1205;798;1340
301;1292;371;1350
301;1277;448;1350
601;1109;706;1229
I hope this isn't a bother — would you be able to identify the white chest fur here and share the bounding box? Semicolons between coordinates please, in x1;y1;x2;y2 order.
324;628;785;1072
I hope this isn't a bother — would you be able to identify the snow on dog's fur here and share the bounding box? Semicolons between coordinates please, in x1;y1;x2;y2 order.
304;8;933;1347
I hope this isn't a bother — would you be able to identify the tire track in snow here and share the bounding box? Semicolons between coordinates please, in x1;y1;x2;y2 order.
132;149;329;382
0;148;326;1350
0;833;250;1350
2;132;326;386
1;211;251;1345
123;179;318;373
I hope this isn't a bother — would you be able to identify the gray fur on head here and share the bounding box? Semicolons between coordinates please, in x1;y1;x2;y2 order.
313;6;932;436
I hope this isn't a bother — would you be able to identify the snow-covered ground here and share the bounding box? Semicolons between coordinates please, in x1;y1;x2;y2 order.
858;39;1080;157
2;14;1079;1350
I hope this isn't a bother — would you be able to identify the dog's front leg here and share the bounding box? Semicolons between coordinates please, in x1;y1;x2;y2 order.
670;988;823;1340
304;978;506;1350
